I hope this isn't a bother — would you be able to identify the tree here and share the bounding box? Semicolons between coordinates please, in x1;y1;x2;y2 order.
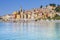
46;5;48;7
57;5;60;7
55;5;60;12
40;5;43;8
49;4;56;7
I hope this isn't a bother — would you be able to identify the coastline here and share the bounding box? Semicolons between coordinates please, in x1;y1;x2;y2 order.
0;19;60;23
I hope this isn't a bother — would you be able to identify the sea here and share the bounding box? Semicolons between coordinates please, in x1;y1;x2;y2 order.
0;21;60;40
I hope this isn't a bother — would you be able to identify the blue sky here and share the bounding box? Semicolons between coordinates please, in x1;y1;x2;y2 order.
0;0;60;16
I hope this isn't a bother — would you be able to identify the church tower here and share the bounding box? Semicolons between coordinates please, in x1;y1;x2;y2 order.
20;6;23;12
20;6;24;20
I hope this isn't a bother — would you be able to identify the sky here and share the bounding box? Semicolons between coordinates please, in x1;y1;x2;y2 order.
0;0;60;16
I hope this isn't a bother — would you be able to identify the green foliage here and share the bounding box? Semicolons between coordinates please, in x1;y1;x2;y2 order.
47;17;51;20
49;4;56;7
53;14;60;20
40;5;43;8
57;5;60;7
46;5;48;7
55;6;60;12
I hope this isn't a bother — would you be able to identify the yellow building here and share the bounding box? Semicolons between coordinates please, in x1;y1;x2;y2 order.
12;11;18;15
23;14;26;19
16;14;20;20
28;14;31;19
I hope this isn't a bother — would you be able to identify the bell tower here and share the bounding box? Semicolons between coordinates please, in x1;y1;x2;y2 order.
20;6;23;12
20;6;23;20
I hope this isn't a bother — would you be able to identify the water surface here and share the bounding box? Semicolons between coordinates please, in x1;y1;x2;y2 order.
0;21;60;40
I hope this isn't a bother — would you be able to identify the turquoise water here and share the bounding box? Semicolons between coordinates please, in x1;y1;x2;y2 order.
0;21;60;40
